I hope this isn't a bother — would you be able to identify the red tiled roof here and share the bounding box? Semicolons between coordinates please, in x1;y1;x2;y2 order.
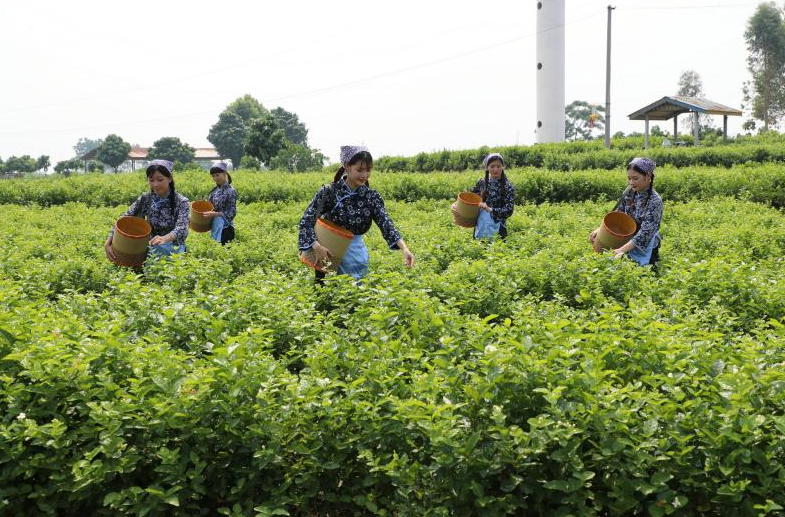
128;146;148;159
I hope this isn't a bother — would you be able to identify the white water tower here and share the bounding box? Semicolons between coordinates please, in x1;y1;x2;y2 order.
535;0;565;143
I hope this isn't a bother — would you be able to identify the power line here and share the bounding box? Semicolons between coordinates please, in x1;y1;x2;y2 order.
0;11;601;136
621;1;760;10
0;109;220;136
0;0;435;116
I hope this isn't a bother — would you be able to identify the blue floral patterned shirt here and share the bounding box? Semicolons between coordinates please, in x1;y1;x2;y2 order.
298;179;402;251
207;183;238;224
109;191;191;246
615;187;663;251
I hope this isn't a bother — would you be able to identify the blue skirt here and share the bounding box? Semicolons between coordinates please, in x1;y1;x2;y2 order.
149;242;186;259
210;215;234;243
628;232;661;266
337;235;369;280
473;210;501;240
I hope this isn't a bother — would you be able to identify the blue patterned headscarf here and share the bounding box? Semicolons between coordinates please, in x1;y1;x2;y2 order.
483;153;504;168
149;159;173;174
340;145;370;165
210;161;228;173
628;157;656;177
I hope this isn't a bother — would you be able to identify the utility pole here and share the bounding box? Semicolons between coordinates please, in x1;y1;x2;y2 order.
604;5;615;149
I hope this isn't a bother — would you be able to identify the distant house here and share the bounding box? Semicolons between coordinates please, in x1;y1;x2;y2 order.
80;146;229;172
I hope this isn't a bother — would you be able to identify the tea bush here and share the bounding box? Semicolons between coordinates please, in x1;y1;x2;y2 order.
3;164;785;207
1;192;785;515
375;143;785;172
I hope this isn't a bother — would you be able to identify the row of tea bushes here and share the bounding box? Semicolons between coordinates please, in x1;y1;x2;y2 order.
3;164;785;207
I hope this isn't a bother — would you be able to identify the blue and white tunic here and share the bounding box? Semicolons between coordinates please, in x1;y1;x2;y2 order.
614;187;663;264
470;176;515;236
298;179;402;251
207;183;237;225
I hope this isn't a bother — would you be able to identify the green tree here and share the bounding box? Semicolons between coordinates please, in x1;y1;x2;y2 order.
227;94;268;123
565;100;605;141
677;69;703;97
95;134;131;172
207;95;268;170
269;143;325;172
239;155;262;170
4;155;38;174
244;115;286;165
271;107;309;146
36;155;50;173
148;137;195;167
54;158;84;176
677;69;711;132
86;160;105;172
73;137;103;158
208;111;247;170
744;2;785;130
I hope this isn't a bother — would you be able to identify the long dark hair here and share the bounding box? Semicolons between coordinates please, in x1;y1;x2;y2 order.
146;164;177;217
628;163;654;208
482;157;507;206
210;166;232;184
333;151;373;187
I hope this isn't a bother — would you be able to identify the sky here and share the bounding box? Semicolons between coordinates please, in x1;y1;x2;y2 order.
0;0;767;165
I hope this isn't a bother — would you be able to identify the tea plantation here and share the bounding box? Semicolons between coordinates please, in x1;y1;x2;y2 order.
1;166;784;516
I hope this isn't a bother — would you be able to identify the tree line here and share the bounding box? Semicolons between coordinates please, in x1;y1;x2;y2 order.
2;94;325;176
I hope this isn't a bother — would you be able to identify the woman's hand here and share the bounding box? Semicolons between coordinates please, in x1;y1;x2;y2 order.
588;228;599;244
612;241;634;259
312;242;333;268
402;247;415;268
104;238;116;261
478;202;492;213
397;240;415;268
450;203;458;216
149;233;173;246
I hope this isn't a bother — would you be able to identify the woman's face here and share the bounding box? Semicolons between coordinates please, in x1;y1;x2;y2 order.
345;161;371;188
148;171;172;196
211;171;228;186
627;167;651;192
487;159;504;179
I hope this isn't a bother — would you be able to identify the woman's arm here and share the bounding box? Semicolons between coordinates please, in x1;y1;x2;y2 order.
629;195;663;252
220;189;238;221
298;186;329;251
172;196;191;243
